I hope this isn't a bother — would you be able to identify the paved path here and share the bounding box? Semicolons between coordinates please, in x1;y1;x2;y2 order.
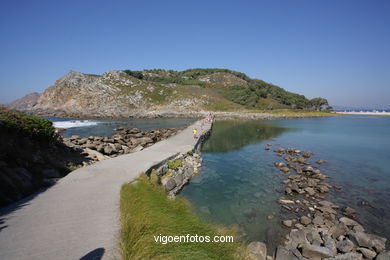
0;120;211;260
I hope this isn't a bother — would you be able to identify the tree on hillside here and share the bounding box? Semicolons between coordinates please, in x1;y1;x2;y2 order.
310;97;329;111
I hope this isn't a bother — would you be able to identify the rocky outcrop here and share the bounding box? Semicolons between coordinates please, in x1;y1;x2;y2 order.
7;92;40;110
15;70;207;117
158;152;202;197
63;127;180;164
265;144;388;259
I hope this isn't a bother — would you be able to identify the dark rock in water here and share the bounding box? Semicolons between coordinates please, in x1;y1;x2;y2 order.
302;166;314;172
246;241;267;260
318;200;339;209
290;182;300;193
316;159;327;164
274;162;286;168
343;206;357;217
317;184;330;193
274;148;286;154
359;200;371;206
280;167;290;173
302;151;313;158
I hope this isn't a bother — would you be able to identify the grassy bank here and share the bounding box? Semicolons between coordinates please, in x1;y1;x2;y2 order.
120;175;242;260
258;109;337;117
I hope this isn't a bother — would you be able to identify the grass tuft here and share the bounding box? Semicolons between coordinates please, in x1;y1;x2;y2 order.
120;175;242;260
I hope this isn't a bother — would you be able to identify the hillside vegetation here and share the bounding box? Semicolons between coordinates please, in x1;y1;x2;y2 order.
124;68;331;110
9;68;332;117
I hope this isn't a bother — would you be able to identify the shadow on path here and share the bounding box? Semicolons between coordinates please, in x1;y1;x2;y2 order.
79;248;105;260
0;187;49;232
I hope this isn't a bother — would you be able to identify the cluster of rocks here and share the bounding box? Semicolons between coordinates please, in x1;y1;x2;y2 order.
62;127;180;164
157;152;203;197
245;144;389;260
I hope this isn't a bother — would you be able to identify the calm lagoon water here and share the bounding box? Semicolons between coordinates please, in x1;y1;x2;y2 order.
181;116;390;248
46;117;196;137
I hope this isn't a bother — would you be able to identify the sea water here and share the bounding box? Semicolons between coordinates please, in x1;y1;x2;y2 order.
181;116;390;249
46;117;196;137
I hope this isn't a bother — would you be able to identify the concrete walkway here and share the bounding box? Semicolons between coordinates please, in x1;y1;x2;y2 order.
0;120;212;260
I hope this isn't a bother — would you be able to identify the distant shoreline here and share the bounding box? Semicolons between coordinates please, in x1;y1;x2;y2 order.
336;111;390;116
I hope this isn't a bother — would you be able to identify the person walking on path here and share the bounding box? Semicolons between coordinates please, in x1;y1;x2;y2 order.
193;128;198;139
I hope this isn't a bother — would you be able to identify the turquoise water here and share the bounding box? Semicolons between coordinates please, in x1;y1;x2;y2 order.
45;117;196;137
181;116;390;248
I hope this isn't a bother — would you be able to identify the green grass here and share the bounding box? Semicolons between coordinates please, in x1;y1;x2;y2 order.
120;175;243;260
256;109;336;117
203;97;245;112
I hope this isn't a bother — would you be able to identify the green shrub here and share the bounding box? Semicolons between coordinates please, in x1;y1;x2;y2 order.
167;159;182;170
0;107;55;141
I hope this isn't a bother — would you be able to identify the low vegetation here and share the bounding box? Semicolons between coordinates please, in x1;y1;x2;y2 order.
0;106;55;141
120;175;242;260
167;159;183;170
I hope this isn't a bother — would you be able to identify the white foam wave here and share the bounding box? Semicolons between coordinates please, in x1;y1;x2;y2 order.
53;120;100;129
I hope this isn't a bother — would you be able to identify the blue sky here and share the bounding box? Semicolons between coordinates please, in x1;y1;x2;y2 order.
0;0;389;107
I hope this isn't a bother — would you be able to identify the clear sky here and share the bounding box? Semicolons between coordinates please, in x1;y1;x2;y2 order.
0;0;389;108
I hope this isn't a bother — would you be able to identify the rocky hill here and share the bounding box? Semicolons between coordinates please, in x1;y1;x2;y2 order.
8;92;40;110
10;69;329;117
